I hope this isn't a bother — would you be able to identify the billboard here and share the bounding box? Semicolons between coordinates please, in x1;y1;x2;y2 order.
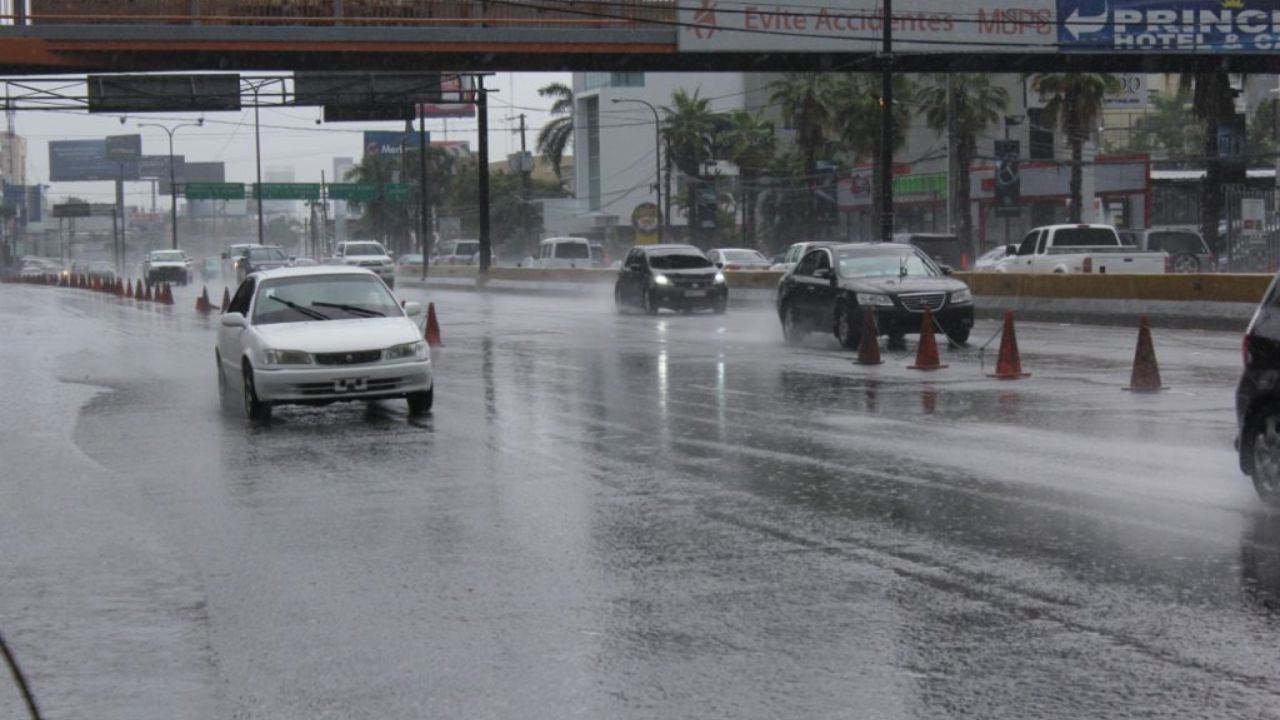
362;130;427;159
1057;0;1280;52
159;160;224;195
49;139;139;182
678;0;1056;52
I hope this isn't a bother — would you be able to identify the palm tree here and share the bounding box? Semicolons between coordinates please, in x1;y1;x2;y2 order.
1178;72;1237;256
661;88;717;245
917;74;1009;253
536;82;574;181
720;110;776;247
344;153;412;250
1031;73;1122;222
769;73;836;234
829;73;914;240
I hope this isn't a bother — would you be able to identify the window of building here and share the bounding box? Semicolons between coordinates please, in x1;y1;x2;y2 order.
583;73;645;91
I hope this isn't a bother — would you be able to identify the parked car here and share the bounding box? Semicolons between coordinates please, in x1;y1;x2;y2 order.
974;244;1015;270
777;243;974;349
892;232;964;269
993;224;1168;274
332;240;396;289
1118;228;1215;273
235;245;292;282
215;266;433;422
436;239;480;266
708;248;771;270
143;249;192;285
770;241;826;272
533;237;594;269
614;244;727;315
1237;270;1280;506
396;253;424;275
200;257;222;282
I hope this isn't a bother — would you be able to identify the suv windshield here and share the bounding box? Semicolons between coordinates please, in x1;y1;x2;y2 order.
649;252;711;270
151;251;186;262
252;275;400;325
344;243;386;256
248;247;287;261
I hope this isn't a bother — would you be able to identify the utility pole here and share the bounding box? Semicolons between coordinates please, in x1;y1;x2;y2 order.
879;0;895;243
516;112;532;258
478;77;491;275
418;107;431;281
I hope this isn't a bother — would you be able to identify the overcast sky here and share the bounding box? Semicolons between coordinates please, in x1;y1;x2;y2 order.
19;71;570;207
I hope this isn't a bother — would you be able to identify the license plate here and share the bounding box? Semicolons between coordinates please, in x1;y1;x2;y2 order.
685;290;707;298
334;377;368;393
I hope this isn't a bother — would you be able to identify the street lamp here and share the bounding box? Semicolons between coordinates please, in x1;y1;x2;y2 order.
138;119;203;250
611;97;663;243
244;78;278;246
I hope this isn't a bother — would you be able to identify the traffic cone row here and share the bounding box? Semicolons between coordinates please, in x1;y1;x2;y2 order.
2;271;187;311
848;308;1163;391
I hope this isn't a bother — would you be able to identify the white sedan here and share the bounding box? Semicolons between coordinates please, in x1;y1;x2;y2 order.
215;266;433;421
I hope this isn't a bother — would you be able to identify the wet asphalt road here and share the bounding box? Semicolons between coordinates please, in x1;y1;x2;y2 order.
0;280;1277;720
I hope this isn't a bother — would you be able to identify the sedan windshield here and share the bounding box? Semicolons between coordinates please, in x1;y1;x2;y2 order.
837;250;937;278
252;275;400;325
649;252;711;270
151;251;186;262
345;243;387;256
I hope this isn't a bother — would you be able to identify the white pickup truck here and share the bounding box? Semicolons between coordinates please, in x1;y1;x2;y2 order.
332;241;397;289
994;224;1169;274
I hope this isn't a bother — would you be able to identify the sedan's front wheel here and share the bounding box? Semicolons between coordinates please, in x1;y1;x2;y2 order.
834;305;860;349
407;388;434;416
242;364;272;422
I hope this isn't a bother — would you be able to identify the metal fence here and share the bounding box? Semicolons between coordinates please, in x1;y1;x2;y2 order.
1222;184;1280;274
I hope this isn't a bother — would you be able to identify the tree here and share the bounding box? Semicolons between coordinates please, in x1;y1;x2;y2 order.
536;82;574;181
344;152;413;250
1031;73;1122;223
661;88;717;246
917;74;1008;253
769;73;837;236
1179;72;1238;256
830;73;915;240
1247;101;1277;170
1115;91;1202;165
719;110;776;247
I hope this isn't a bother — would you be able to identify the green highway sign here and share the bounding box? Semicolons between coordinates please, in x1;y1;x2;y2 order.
384;183;412;202
327;183;380;202
184;182;245;200
252;183;322;200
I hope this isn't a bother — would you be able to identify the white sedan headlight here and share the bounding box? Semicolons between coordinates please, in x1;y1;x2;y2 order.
384;340;429;361
856;293;894;307
652;274;671;286
262;349;313;366
713;272;726;284
950;288;973;304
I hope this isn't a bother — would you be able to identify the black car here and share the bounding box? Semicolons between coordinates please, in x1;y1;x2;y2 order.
1237;275;1280;506
776;243;974;349
615;244;728;315
236;245;292;282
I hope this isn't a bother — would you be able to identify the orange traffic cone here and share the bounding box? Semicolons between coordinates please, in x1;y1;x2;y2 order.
908;308;948;370
221;287;230;313
196;286;211;313
988;311;1030;379
1126;316;1165;392
135;279;145;300
162;283;174;305
125;279;133;299
855;307;882;365
424;302;444;348
144;284;153;302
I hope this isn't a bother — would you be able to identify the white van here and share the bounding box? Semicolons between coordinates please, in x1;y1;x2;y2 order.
534;237;594;268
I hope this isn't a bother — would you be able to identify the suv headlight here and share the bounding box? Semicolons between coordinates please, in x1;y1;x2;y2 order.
950;288;973;304
713;272;726;284
855;293;894;307
262;349;313;366
652;274;671;286
384;340;429;361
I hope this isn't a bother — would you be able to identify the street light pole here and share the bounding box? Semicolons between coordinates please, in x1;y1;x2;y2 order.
139;119;202;251
245;79;273;246
611;97;663;243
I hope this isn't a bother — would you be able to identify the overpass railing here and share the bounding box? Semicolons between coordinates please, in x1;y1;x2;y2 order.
19;0;674;27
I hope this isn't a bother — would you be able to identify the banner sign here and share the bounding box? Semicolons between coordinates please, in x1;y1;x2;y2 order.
362;130;427;159
49;139;140;182
1058;0;1280;52
679;0;1056;52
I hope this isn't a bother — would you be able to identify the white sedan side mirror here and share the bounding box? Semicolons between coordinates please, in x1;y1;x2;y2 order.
221;312;247;328
402;301;423;317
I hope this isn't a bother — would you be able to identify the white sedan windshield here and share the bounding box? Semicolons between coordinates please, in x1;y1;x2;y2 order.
253;275;401;325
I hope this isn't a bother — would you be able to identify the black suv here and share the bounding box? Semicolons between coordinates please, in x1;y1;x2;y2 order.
777;243;974;349
1237;276;1280;506
614;245;728;315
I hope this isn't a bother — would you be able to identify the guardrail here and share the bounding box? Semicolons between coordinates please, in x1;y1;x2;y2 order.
407;267;1275;304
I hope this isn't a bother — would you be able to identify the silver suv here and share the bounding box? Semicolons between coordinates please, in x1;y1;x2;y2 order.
333;241;396;289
